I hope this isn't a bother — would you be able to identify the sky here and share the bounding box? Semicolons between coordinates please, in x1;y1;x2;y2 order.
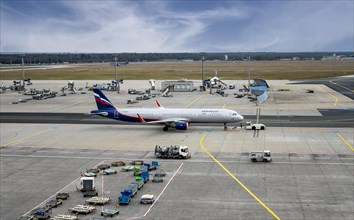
1;0;353;53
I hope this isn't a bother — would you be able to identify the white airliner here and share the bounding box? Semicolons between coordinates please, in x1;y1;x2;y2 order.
91;89;244;131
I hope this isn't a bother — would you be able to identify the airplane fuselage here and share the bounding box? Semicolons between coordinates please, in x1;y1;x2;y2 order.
93;107;243;124
125;108;241;123
91;89;244;131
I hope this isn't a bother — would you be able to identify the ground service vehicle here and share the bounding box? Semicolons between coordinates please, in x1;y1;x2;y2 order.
86;168;99;173
140;171;150;183
69;205;95;214
245;122;266;130
155;168;166;177
83;172;97;177
56;192;69;200
140;194;155;204
118;191;132;205
121;165;134;172
130;160;144;165
152;173;163;183
51;214;78;220
102;168;117;175
32;207;52;219
79;177;98;197
250;150;272;162
126;183;138;197
101;207;120;217
134;177;144;189
155;145;191;159
143;161;158;170
85;196;110;205
150;161;159;170
97;164;110;170
45;199;63;208
111;161;125;166
134;165;148;176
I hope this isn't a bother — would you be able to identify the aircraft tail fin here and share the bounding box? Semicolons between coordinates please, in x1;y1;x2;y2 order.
156;100;164;108
93;89;115;110
137;113;145;123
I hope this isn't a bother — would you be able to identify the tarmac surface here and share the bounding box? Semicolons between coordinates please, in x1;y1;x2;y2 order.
1;78;353;220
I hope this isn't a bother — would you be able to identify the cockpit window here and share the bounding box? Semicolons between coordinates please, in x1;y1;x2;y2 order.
232;113;237;116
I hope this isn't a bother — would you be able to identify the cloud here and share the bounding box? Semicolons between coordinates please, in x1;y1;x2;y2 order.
1;0;353;52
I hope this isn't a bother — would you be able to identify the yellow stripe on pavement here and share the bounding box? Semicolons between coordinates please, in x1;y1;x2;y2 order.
184;95;204;108
315;85;338;106
200;133;281;220
337;133;354;152
1;129;52;147
329;81;354;93
54;100;89;111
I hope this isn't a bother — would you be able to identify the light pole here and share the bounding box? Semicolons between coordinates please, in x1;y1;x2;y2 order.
247;55;250;91
21;54;25;91
200;52;207;85
114;56;118;81
113;55;120;93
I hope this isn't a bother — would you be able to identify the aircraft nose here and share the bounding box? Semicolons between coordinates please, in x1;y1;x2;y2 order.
238;115;244;121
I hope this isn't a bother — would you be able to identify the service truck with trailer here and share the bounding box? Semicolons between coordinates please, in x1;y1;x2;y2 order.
155;145;191;159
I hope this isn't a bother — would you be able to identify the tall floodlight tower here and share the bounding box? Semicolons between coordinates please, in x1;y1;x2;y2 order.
248;56;251;90
21;54;25;91
113;55;120;93
114;56;118;82
200;52;207;85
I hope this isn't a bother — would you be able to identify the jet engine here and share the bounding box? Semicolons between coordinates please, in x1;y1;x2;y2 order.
174;121;188;130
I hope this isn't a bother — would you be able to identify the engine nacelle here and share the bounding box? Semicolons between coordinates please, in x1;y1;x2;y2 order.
174;121;188;130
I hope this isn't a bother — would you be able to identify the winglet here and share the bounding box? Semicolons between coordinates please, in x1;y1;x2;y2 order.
156;100;164;108
137;113;145;123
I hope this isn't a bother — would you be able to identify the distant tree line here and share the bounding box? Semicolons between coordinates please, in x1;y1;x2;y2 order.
0;52;353;65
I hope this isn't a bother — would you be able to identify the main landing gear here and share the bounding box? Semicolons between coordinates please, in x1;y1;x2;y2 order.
224;123;228;131
163;126;169;132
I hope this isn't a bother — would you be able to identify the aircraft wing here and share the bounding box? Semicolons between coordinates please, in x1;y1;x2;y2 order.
146;118;189;124
137;114;189;124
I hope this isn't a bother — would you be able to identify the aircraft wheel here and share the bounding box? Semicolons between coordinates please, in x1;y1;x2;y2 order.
163;126;168;131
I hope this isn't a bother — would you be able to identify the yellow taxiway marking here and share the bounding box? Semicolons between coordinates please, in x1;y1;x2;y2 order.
222;104;227;109
315;85;338;106
1;129;52;147
54;100;89;111
337;133;354;152
329;81;354;93
200;133;281;220
184;95;204;108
